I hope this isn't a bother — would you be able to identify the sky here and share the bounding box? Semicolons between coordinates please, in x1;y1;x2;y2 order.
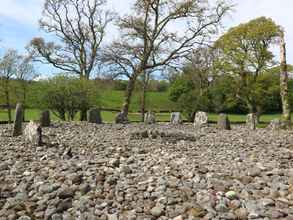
0;0;293;75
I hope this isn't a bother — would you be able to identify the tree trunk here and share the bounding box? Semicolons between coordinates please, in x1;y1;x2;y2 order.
140;71;149;122
280;32;291;123
122;75;138;117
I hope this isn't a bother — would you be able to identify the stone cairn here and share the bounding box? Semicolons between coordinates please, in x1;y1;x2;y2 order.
170;112;183;124
246;113;257;130
12;103;24;137
87;108;102;124
144;111;156;124
194;111;208;128
40;110;51;127
24;121;42;146
217;113;231;130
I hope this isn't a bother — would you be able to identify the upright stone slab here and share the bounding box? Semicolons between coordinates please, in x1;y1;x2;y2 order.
268;119;282;130
217;114;231;130
24;121;42;146
87;108;102;124
115;112;128;124
144;111;156;124
40;110;51;127
194;111;208;127
268;119;291;130
170;112;183;124
12;103;24;137
246;113;257;130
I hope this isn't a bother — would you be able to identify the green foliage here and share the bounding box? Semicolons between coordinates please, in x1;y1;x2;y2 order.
214;17;281;114
39;75;100;120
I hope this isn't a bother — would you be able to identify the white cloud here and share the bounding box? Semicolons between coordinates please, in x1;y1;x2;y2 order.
1;0;293;63
0;0;44;26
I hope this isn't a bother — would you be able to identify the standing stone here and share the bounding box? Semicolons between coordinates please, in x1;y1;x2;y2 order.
87;108;102;124
40;110;51;127
144;111;156;124
12;103;24;137
24;121;42;146
217;114;231;130
170;112;183;124
268;119;282;130
246;113;257;130
194;111;208;127
115;112;128;124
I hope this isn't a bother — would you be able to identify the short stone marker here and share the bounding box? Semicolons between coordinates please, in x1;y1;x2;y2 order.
246;113;257;130
217;113;231;130
115;112;128;124
40;110;51;127
87;108;102;124
24;121;42;146
13;103;24;137
268;119;282;130
144;111;156;124
170;112;183;124
194;111;208;127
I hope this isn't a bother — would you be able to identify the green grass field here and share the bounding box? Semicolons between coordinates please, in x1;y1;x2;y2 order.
0;108;288;124
99;90;176;112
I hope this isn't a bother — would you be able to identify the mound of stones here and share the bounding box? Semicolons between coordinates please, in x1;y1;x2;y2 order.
1;122;293;219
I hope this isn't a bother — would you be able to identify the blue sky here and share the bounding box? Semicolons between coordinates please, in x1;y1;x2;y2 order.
0;0;293;76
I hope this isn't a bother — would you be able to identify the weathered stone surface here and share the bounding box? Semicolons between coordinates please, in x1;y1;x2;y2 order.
246;113;257;130
24;121;42;146
1;123;293;219
40;110;51;127
12;103;23;137
144;111;156;124
170;112;183;124
268;119;282;130
194;111;208;127
115;112;128;124
217;114;231;130
87;108;102;124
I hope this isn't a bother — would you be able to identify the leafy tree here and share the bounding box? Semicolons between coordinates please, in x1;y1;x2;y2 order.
214;17;281;117
40;75;99;120
0;49;20;123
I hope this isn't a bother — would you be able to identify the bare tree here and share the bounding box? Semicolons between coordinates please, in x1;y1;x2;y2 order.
29;0;113;79
28;0;113;120
0;49;19;123
103;0;231;121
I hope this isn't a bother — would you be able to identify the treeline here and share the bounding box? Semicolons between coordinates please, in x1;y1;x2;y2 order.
0;76;173;121
0;1;291;124
168;17;293;122
169;66;293;121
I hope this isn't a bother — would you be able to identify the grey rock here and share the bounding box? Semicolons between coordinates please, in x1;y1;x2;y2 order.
150;205;164;217
24;121;42;146
170;112;183;124
217;113;231;130
13;103;23;137
194;111;208;127
144;111;156;124
246;113;257;130
87;108;102;124
40;110;51;127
